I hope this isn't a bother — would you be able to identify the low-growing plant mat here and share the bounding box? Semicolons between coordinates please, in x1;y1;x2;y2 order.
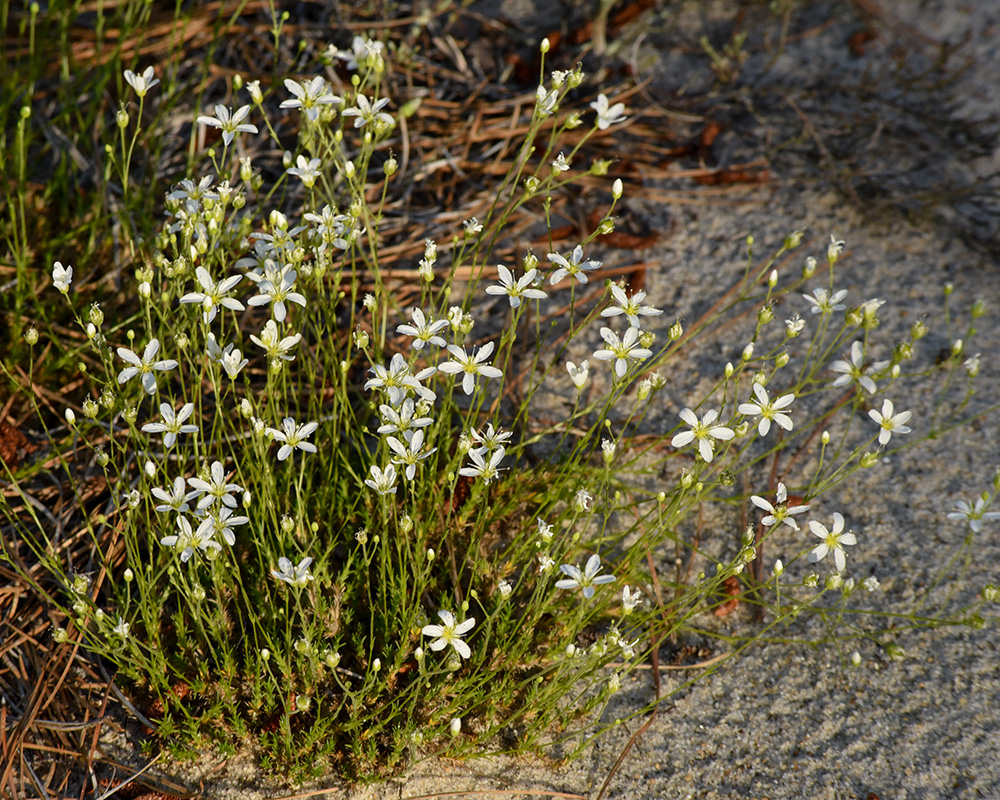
3;0;1000;798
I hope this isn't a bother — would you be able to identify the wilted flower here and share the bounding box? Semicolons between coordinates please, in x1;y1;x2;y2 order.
52;261;73;293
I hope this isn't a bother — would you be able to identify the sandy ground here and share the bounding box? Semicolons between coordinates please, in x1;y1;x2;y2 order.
97;1;1000;797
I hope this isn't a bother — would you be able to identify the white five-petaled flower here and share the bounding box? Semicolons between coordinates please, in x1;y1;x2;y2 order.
622;585;643;615
206;506;249;546
286;156;321;188
124;66;159;97
808;512;857;572
737;384;795;437
280;77;343;122
485;264;547;309
396;308;448;350
547;245;601;285
555;553;616;599
378;398;433;435
160;515;222;562
589;93;627;130
551;151;570;172
365;463;398;495
601;284;663;327
117;338;178;394
830;341;885;395
179;267;245;323
271;556;315;588
421;609;476;660
341;95;393;129
535;85;558;117
459;446;506;484
141;402;198;448
387;429;436;481
220;344;249;380
365;352;436;406
469;423;512;454
266;417;319;461
247;268;307;323
802;287;848;315
946;497;1000;533
671;408;735;463
592;326;653;379
52;261;73;293
868;399;912;446
750;482;810;531
196;104;257;146
151;476;197;513
438;341;503;395
250;320;302;362
566;360;589;390
187;460;243;510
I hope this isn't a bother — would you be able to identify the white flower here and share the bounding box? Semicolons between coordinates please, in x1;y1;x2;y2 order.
469;423;512;454
286;155;322;188
590;93;627;130
737;383;795;436
250;319;302;362
396;308;448;349
387;429;436;480
123;66;159;97
196;104;257;146
116;338;178;395
601;284;663;327
220;345;248;380
964;353;981;377
547;245;601;285
830;341;884;395
179;267;244;323
52;261;73;293
670;408;735;463
785;314;806;337
271;556;315;588
151;476;197;513
364;463;398;495
750;482;810;530
566;360;590;390
946;497;1000;533
341;95;393;129
378;398;433;436
574;489;592;512
551;151;570;172
868;399;912;446
802;287;848;315
160;515;222;562
365;352;436;405
206;506;249;547
622;585;643;615
827;235;846;263
112;617;130;638
808;512;856;572
555;553;616;598
421;610;476;660
187;460;243;510
438;341;503;395
280;76;343;122
141;402;198;448
535;85;558;117
485;264;547;309
459;446;506;484
266;417;319;461
538;554;556;573
593;326;652;379
537;517;554;542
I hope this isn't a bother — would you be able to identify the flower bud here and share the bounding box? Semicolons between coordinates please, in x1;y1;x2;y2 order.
850;651;861;667
741;342;754;361
383;155;398;176
124;568;134;583
785;230;803;249
540;37;550;53
951;338;963;356
775;351;790;369
773;559;783;577
144;460;156;478
116;108;129;129
825;572;843;590
260;648;271;661
25;327;39;345
65;408;76;425
612;178;623;200
450;717;462;736
96;448;110;467
802;256;817;278
860;451;878;468
821;430;830;444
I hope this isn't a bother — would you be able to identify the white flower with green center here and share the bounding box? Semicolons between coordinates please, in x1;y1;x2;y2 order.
485;264;547;309
266;417;318;461
378;398;433;436
802;287;848;315
206;506;249;547
670;408;735;463
179;267;245;324
396;308;448;350
469;423;512;455
555;553;616;599
160;516;222;562
250;319;302;362
123;66;158;97
220;345;248;380
868;399;912;446
286;155;321;188
547;245;601;285
830;341;885;395
593;326;653;379
566;360;589;390
387;429;436;481
438;342;503;395
946;497;1000;533
52;261;73;293
341;95;393;129
808;512;856;572
459;446;506;484
366;352;436;405
751;482;810;531
365;463;398;496
196;104;257;146
271;556;314;588
738;383;795;437
141;402;198;448
535;85;558;117
280;76;343;122
151;476;197;513
187;461;243;510
421;610;476;660
601;284;663;327
117;338;178;395
590;93;627;130
248;268;306;323
112;617;130;638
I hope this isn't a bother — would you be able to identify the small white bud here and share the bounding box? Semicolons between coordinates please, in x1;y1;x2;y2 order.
612;178;623;199
450;717;462;736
